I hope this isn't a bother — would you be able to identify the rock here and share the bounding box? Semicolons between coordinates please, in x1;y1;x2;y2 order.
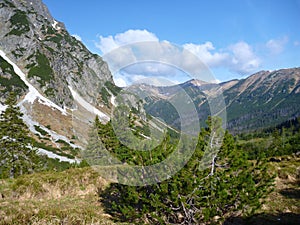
0;0;114;108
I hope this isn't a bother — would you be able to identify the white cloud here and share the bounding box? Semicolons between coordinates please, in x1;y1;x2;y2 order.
294;41;300;46
72;34;82;42
95;29;268;85
266;36;288;55
96;29;159;54
229;41;261;74
183;42;230;67
183;41;261;74
114;77;127;87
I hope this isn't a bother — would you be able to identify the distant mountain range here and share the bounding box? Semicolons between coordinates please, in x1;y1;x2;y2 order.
0;0;299;164
132;68;300;133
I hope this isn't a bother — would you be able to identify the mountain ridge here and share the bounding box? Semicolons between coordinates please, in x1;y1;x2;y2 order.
135;67;300;133
0;0;120;161
0;0;300;162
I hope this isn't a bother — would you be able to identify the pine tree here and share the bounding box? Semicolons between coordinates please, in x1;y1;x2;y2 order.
0;93;40;178
100;117;274;224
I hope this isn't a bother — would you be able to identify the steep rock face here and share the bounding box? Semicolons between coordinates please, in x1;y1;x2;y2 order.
0;0;120;153
0;0;113;107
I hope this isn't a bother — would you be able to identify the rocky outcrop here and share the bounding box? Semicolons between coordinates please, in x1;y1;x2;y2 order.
0;0;114;107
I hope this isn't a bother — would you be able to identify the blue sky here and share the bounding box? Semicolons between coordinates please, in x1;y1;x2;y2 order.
44;0;300;86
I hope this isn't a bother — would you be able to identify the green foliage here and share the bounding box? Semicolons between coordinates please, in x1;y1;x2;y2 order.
0;56;27;95
100;87;111;106
1;0;16;8
83;115;175;167
27;51;54;87
32;141;75;159
7;9;30;36
99;117;274;224
34;125;48;136
105;81;122;96
145;99;181;129
237;117;300;159
0;93;41;178
38;155;75;172
45;87;55;97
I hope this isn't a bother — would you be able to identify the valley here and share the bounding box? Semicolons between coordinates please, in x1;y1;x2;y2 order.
0;0;299;224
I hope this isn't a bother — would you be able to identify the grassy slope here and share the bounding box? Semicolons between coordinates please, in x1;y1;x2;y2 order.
225;155;300;225
0;156;299;225
0;167;123;225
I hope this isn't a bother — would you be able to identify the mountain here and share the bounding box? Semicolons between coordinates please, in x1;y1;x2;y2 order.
0;0;120;161
133;68;300;134
1;0;300;164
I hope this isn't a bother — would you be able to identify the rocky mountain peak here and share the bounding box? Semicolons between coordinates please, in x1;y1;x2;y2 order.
0;0;119;149
11;0;54;23
0;0;114;108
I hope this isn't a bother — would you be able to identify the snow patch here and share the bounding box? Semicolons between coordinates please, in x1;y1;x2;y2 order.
68;85;109;121
111;94;116;106
0;50;67;115
18;103;81;149
0;103;7;113
52;20;61;30
38;148;80;163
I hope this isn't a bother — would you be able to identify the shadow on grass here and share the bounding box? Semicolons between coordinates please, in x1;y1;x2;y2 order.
97;184;127;223
224;213;300;225
279;188;300;199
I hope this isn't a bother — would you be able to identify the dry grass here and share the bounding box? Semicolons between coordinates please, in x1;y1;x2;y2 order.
0;167;123;225
0;156;299;224
261;156;300;214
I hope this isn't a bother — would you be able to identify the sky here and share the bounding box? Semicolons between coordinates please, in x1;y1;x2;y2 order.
43;0;300;86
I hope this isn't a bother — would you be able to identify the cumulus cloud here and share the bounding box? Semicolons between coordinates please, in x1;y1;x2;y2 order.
95;29;266;85
266;36;288;55
183;42;230;67
114;77;127;87
228;41;261;74
72;34;82;42
96;29;159;54
183;41;261;74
